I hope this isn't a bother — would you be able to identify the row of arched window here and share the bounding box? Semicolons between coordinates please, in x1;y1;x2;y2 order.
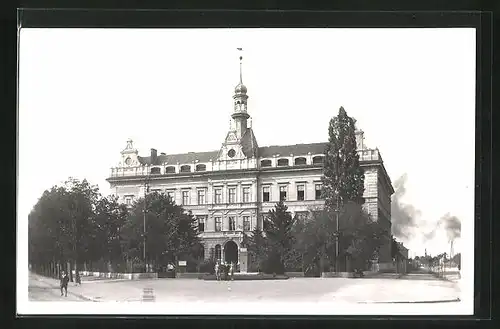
150;164;207;175
149;155;324;174
260;155;324;168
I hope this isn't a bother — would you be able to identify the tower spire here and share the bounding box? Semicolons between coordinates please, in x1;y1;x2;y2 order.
239;55;243;84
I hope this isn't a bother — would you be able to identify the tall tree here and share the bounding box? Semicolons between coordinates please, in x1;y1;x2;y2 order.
92;195;129;271
62;178;101;281
244;227;269;272
319;106;366;272
263;201;296;274
322;106;365;210
28;178;101;280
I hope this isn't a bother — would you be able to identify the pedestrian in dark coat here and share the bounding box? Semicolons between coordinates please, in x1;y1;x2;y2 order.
60;271;69;297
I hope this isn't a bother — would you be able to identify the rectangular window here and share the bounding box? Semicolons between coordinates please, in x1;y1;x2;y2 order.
279;185;287;201
197;189;206;205
297;184;305;201
214;188;222;204
243;216;250;231
166;191;175;201
243;187;250;203
228;187;236;204
215;217;222;232
263;186;270;202
228;216;236;231
182;190;189;205
315;184;323;200
125;197;132;205
197;216;205;232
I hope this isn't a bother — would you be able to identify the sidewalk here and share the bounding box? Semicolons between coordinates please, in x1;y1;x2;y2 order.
30;272;142;302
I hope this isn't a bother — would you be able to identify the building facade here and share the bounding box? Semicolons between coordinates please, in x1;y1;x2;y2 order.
106;57;395;271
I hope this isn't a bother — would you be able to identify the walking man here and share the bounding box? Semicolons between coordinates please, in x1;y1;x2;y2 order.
60;271;69;297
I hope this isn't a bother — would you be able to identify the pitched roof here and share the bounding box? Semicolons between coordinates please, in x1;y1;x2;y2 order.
138;141;328;166
240;128;259;158
258;142;327;158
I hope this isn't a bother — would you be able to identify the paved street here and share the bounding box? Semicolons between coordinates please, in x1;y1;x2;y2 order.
29;271;461;304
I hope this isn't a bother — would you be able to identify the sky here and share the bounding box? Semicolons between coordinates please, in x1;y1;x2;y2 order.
18;28;476;258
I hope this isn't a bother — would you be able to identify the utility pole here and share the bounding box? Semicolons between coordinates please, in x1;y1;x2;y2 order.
143;174;150;273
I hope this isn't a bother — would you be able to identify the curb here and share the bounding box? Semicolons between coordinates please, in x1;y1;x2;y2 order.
359;298;461;304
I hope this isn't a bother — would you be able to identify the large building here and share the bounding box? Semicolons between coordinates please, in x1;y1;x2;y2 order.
106;56;395;271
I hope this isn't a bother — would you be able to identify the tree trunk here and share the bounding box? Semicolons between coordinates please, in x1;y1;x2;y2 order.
75;260;81;284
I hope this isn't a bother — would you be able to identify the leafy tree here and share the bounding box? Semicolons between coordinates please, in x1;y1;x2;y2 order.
263;201;296;274
317;106;366;272
340;204;388;270
28;178;101;281
61;178;101;281
293;203;386;273
121;192;200;271
92;195;129;271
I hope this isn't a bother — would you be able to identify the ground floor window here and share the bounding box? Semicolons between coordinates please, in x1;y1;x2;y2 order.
215;244;222;261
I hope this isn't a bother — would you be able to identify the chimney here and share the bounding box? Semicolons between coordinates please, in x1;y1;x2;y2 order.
151;148;158;164
355;130;365;150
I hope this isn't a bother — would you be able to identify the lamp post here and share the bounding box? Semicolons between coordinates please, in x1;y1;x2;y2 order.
143;173;150;273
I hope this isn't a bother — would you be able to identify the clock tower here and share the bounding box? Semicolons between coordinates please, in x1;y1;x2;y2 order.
218;52;258;161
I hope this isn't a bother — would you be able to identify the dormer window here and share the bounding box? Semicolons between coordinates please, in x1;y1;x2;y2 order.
277;159;289;167
261;160;272;167
313;156;324;165
180;165;191;173
294;157;307;165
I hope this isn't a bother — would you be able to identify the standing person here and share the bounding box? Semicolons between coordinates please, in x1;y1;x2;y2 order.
229;262;234;281
214;261;220;281
60;271;69;297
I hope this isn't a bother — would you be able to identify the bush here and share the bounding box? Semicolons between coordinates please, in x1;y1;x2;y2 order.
260;255;285;275
199;259;216;274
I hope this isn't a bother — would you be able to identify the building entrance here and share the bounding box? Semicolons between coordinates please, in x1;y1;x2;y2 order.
224;241;238;264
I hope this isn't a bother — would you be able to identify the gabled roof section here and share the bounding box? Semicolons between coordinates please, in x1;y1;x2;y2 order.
258;142;328;158
240;128;259;158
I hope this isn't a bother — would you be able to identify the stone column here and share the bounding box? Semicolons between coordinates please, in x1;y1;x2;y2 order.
237;181;242;203
251;180;257;203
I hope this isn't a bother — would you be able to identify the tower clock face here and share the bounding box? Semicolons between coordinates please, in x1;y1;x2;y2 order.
227;149;236;158
125;157;132;165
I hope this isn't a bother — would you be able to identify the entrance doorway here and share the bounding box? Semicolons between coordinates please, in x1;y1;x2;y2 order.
224;241;238;264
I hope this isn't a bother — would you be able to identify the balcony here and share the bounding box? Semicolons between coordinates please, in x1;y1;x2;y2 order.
358;149;382;162
208;202;259;211
200;231;245;239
